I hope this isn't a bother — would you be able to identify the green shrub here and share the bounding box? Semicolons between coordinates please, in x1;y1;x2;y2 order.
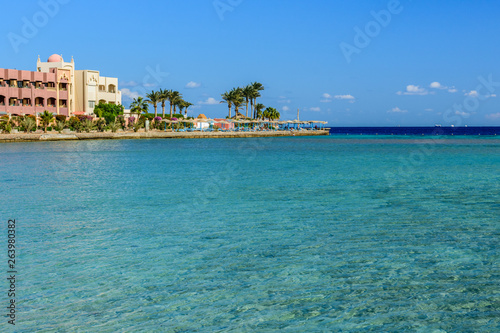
133;120;143;132
20;117;36;133
54;121;65;133
83;119;95;133
55;115;67;122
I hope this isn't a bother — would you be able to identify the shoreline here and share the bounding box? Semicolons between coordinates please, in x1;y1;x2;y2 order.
0;130;329;143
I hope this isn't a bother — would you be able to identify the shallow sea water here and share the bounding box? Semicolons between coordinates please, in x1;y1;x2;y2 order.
0;136;499;332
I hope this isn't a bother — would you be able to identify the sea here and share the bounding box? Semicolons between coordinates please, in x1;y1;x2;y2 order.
0;131;498;332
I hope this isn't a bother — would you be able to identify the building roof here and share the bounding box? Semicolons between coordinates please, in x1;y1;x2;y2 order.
48;54;63;62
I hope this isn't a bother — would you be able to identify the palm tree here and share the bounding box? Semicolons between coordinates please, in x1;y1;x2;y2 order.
169;91;182;117
183;101;193;117
39;110;54;133
175;98;185;116
159;89;171;118
264;107;279;121
146;90;161;118
221;91;234;118
251;82;264;118
242;85;254;118
270;108;280;121
164;89;174;118
231;87;246;118
254;103;265;120
130;97;148;121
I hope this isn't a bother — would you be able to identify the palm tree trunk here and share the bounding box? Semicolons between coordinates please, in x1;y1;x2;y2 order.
162;103;165;118
169;103;173;118
154;105;157;118
228;104;231;118
245;99;249;118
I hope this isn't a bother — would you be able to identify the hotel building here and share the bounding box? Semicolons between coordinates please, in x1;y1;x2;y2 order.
0;54;121;117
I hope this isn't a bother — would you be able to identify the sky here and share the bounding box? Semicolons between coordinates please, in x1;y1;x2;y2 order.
1;0;500;126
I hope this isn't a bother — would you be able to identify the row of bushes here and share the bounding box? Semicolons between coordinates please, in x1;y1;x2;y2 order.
0;112;196;134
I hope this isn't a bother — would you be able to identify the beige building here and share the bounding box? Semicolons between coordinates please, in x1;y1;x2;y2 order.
37;54;121;116
74;70;121;115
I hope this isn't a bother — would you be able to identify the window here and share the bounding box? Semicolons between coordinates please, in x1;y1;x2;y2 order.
17;81;23;88
35;97;44;107
89;100;95;108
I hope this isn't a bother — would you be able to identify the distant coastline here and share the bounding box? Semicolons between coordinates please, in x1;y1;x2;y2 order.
328;126;500;136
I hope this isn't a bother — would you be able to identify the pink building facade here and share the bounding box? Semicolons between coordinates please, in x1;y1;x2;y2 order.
0;67;70;116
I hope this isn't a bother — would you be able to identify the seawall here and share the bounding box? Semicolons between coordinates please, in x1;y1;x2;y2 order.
0;130;329;143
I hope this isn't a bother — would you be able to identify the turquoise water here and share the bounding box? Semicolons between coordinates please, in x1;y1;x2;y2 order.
0;136;499;332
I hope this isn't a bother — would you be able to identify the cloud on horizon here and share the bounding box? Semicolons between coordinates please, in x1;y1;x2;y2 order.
429;81;457;93
198;97;219;105
121;88;140;100
397;85;429;96
278;96;291;104
321;93;355;103
464;90;496;98
486;112;500;120
186;81;201;88
388;107;408;113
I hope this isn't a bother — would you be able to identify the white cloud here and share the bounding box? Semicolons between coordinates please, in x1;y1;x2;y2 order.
310;107;321;112
121;88;140;100
282;106;290;112
120;80;138;87
334;94;355;100
397;85;429;96
464;90;496;98
388;107;408;113
278;97;291;104
186;81;201;88
464;90;497;100
425;108;434;112
486;112;500;120
198;97;219;105
144;83;156;87
321;93;333;103
464;90;479;97
455;110;470;117
430;82;443;89
430;82;456;93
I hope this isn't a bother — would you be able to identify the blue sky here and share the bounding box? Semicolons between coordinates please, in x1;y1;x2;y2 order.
1;0;500;125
